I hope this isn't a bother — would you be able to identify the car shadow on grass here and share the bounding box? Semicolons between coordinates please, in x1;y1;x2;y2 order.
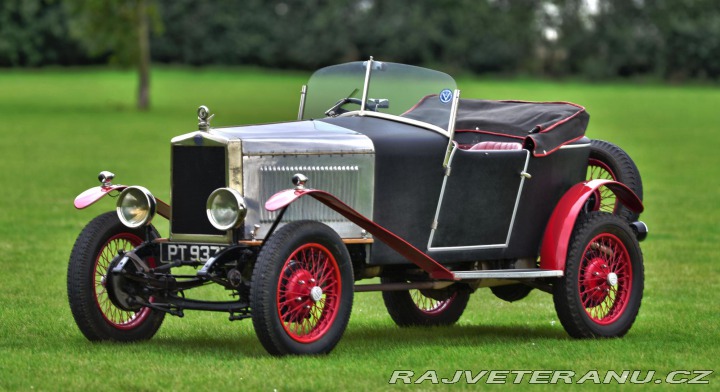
136;322;566;358
343;323;567;348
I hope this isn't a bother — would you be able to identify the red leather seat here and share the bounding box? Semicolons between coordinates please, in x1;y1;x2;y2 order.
468;141;523;151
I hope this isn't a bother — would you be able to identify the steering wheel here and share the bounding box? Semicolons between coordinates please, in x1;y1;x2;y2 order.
325;98;380;117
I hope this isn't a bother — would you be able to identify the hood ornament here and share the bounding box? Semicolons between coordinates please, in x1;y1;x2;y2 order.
197;105;214;132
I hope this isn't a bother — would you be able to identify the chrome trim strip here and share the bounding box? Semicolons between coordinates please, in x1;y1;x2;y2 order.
503;149;530;245
243;149;373;157
427;149;530;251
443;89;461;168
453;269;563;280
171;233;233;244
426;145;457;249
297;85;308;121
360;57;373;115
339;111;450;138
559;143;591;150
228;140;243;192
171;131;229;146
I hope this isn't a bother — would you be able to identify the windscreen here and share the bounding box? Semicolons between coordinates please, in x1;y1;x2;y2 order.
302;61;457;131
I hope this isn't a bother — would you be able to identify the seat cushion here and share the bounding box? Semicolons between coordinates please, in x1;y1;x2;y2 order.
468;141;523;151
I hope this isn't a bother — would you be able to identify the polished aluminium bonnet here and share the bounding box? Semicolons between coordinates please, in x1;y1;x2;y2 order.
171;120;375;242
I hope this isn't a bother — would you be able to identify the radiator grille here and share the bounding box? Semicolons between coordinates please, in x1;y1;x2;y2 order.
171;145;227;236
259;165;360;223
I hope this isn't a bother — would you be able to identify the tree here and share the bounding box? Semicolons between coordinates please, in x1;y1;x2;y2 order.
646;0;720;80
65;0;160;110
0;0;91;67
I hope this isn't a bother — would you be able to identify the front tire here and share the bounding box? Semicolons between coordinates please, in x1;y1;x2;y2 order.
250;221;353;356
67;212;165;341
381;279;470;327
553;212;643;338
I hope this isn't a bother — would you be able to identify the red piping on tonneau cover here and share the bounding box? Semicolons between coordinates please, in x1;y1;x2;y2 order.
265;189;456;280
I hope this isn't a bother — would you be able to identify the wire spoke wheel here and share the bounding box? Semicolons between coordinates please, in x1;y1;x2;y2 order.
410;290;455;315
382;279;469;327
578;233;632;324
587;139;643;221
587;158;619;213
68;211;164;341
553;212;643;338
251;221;353;356
93;233;151;329
277;243;341;343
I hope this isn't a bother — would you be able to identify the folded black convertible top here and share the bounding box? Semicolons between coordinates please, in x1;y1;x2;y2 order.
402;98;590;157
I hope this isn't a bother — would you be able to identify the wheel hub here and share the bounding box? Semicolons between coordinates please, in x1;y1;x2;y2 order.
310;286;323;302
607;272;618;287
280;266;315;322
105;256;144;311
582;257;610;307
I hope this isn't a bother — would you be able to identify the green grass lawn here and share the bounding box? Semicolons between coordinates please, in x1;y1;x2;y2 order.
0;67;718;390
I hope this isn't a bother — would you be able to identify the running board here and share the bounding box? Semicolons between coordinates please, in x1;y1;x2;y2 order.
452;269;563;280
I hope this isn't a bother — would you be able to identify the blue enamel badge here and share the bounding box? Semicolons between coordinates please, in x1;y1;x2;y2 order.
439;89;453;104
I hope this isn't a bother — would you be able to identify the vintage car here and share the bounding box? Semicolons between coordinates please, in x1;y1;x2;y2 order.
69;58;647;356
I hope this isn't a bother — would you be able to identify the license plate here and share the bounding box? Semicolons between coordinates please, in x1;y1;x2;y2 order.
160;243;227;262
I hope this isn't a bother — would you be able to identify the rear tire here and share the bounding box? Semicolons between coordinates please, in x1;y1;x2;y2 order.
553;212;643;338
587;139;643;221
382;279;470;327
67;212;165;342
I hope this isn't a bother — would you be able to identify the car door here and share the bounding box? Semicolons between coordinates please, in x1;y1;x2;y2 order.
428;147;530;250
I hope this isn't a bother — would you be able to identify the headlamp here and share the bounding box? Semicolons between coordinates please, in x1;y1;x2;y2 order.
206;188;247;230
116;186;157;228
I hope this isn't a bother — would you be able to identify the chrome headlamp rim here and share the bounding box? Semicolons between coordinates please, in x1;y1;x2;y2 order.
116;186;157;228
206;187;247;231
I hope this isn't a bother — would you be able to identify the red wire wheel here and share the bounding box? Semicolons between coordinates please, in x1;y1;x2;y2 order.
93;233;152;329
587;158;618;213
381;278;470;327
587;139;644;221
410;290;456;315
251;221;353;356
553;212;643;338
577;233;632;324
68;211;165;342
276;243;342;343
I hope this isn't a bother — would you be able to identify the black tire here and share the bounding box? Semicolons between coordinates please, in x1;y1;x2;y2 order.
250;221;353;356
67;211;165;342
490;284;533;302
381;279;470;327
587;139;643;221
553;212;643;338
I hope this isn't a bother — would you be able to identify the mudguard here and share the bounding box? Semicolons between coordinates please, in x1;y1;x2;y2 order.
539;179;644;271
74;185;171;219
265;189;455;280
74;185;127;209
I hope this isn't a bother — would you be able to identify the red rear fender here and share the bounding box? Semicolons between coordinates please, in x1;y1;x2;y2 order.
540;179;643;271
